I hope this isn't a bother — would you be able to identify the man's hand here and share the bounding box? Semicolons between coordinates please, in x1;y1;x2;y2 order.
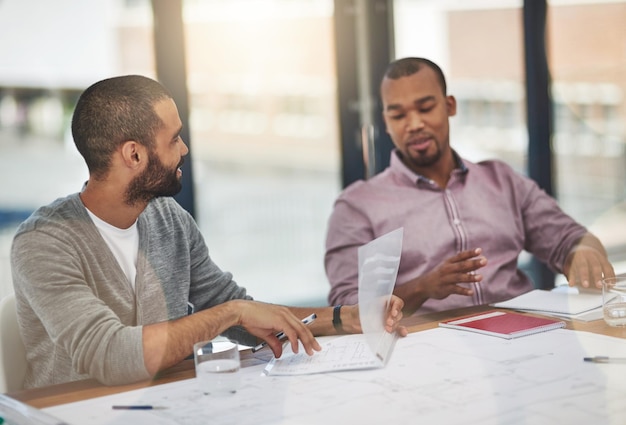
386;295;408;337
419;248;486;299
236;300;322;359
395;248;486;314
565;246;615;290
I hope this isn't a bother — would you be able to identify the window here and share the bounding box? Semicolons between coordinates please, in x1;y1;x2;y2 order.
0;0;125;300
548;0;626;270
182;0;340;305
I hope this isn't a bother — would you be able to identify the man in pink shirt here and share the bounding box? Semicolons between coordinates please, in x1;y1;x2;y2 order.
325;57;614;315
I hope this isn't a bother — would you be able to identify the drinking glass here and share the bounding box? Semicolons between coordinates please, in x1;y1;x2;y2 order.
193;340;241;395
602;276;626;327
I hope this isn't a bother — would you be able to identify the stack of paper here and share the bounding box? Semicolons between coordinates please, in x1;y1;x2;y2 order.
491;289;603;321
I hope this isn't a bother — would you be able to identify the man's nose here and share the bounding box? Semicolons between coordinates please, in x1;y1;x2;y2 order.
408;112;424;131
181;140;190;156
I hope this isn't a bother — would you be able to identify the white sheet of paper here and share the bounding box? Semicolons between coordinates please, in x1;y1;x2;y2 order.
492;289;604;316
264;227;403;375
44;328;626;425
357;227;403;365
263;334;381;376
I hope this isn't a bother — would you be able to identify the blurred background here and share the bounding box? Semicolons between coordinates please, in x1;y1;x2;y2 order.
0;0;625;306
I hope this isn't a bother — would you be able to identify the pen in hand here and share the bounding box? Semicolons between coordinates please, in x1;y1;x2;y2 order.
251;313;317;353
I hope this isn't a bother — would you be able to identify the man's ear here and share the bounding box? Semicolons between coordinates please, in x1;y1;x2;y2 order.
120;140;145;169
446;95;457;117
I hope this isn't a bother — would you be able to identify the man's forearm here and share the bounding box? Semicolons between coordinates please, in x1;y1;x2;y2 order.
141;301;240;375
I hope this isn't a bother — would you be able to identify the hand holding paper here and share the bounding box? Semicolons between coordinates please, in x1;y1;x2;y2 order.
385;296;408;336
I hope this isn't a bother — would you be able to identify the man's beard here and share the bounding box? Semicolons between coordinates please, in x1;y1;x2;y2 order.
404;139;442;169
125;150;183;205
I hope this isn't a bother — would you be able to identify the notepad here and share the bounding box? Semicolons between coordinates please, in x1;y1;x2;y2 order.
439;310;565;339
491;289;603;318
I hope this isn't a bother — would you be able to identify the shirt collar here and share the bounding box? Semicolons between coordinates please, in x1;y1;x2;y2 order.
390;149;468;185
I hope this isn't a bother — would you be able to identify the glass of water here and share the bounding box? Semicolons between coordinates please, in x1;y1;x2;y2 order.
602;275;626;327
194;339;241;395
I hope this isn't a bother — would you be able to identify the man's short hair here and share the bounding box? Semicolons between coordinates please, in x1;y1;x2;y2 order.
383;57;447;95
71;75;172;178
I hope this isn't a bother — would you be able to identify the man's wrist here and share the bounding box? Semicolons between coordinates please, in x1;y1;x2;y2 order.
332;305;344;333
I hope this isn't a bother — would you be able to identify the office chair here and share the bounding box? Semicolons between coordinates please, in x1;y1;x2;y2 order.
0;293;27;393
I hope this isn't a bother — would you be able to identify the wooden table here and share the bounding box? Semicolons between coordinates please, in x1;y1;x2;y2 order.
8;305;626;409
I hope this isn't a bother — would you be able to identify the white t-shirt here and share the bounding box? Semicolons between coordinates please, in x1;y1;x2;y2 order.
86;209;139;290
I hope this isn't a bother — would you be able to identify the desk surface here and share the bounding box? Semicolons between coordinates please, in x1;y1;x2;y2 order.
8;305;626;410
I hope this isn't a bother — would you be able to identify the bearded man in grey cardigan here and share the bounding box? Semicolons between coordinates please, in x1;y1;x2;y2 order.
11;75;407;389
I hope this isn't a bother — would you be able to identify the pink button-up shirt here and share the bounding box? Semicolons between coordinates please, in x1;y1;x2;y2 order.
325;151;587;314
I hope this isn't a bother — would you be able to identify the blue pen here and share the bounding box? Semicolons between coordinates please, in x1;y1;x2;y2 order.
251;313;317;352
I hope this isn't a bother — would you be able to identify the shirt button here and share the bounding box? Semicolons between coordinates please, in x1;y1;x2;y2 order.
453;219;461;226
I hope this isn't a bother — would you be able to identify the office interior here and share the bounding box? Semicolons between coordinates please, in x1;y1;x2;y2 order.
0;0;625;308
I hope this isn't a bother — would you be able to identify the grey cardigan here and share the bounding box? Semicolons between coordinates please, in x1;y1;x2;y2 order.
11;193;253;388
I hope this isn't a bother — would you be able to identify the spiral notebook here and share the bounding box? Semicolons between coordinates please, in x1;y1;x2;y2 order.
439;310;565;339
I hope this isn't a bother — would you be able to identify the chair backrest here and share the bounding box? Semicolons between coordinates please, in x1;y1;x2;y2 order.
0;293;27;393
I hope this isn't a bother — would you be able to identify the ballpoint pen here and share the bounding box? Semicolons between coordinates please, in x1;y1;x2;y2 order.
583;356;626;364
251;313;317;353
112;405;167;410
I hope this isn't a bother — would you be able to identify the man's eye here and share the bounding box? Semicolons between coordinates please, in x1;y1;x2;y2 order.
389;114;404;120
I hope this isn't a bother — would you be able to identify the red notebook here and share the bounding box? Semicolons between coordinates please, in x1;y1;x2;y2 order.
439;310;565;339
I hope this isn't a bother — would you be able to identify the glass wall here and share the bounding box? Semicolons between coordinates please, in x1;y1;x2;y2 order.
3;0;622;304
547;0;626;271
182;0;340;305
